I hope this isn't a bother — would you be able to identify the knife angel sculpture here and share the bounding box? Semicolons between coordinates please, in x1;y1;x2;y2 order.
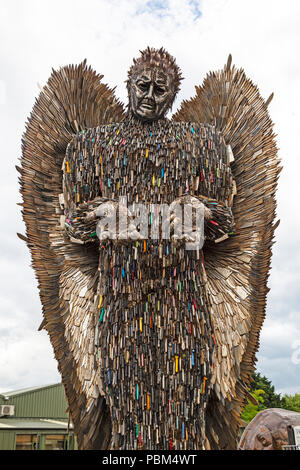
19;48;280;450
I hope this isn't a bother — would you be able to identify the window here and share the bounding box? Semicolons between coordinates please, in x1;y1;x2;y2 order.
45;434;66;450
16;434;38;450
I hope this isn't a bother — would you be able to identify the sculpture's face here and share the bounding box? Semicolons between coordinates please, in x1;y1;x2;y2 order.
129;68;175;122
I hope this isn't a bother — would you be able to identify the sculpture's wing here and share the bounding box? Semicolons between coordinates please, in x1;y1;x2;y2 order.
19;60;125;449
172;55;281;449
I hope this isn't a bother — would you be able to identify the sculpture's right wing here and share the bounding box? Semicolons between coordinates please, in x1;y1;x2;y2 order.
19;60;125;449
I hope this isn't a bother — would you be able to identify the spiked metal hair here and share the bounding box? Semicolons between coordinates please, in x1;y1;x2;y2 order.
127;47;183;104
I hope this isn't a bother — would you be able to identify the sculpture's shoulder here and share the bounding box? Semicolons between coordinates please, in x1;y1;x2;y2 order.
65;118;224;163
119;118;222;143
67;122;123;148
63;122;123;177
169;120;223;143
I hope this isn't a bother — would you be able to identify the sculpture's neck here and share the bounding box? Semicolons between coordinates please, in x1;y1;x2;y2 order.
124;110;170;128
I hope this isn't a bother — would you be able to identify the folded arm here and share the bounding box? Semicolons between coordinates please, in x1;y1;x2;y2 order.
197;195;235;243
168;194;234;245
63;197;110;244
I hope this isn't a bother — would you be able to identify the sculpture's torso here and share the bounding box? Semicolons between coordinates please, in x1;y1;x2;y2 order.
65;115;234;450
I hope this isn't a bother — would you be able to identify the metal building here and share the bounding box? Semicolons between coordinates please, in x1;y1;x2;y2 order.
0;383;77;450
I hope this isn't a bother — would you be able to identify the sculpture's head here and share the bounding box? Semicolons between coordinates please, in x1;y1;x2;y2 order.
127;47;183;122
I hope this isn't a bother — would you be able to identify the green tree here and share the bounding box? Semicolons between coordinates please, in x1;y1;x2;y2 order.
249;372;286;410
241;389;265;423
241;373;300;423
283;394;300;413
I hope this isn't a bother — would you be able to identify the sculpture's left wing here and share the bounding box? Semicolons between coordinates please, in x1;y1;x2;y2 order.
172;56;281;449
18;60;125;449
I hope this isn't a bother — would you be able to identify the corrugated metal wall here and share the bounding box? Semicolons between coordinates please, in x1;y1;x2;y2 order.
0;384;68;419
0;431;15;450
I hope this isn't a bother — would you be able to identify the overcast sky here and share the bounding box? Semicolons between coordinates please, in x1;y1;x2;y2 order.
0;0;299;396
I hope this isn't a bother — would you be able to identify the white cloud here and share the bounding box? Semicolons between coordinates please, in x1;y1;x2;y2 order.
260;312;300;356
0;296;60;394
0;0;299;394
0;329;59;394
257;312;300;393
